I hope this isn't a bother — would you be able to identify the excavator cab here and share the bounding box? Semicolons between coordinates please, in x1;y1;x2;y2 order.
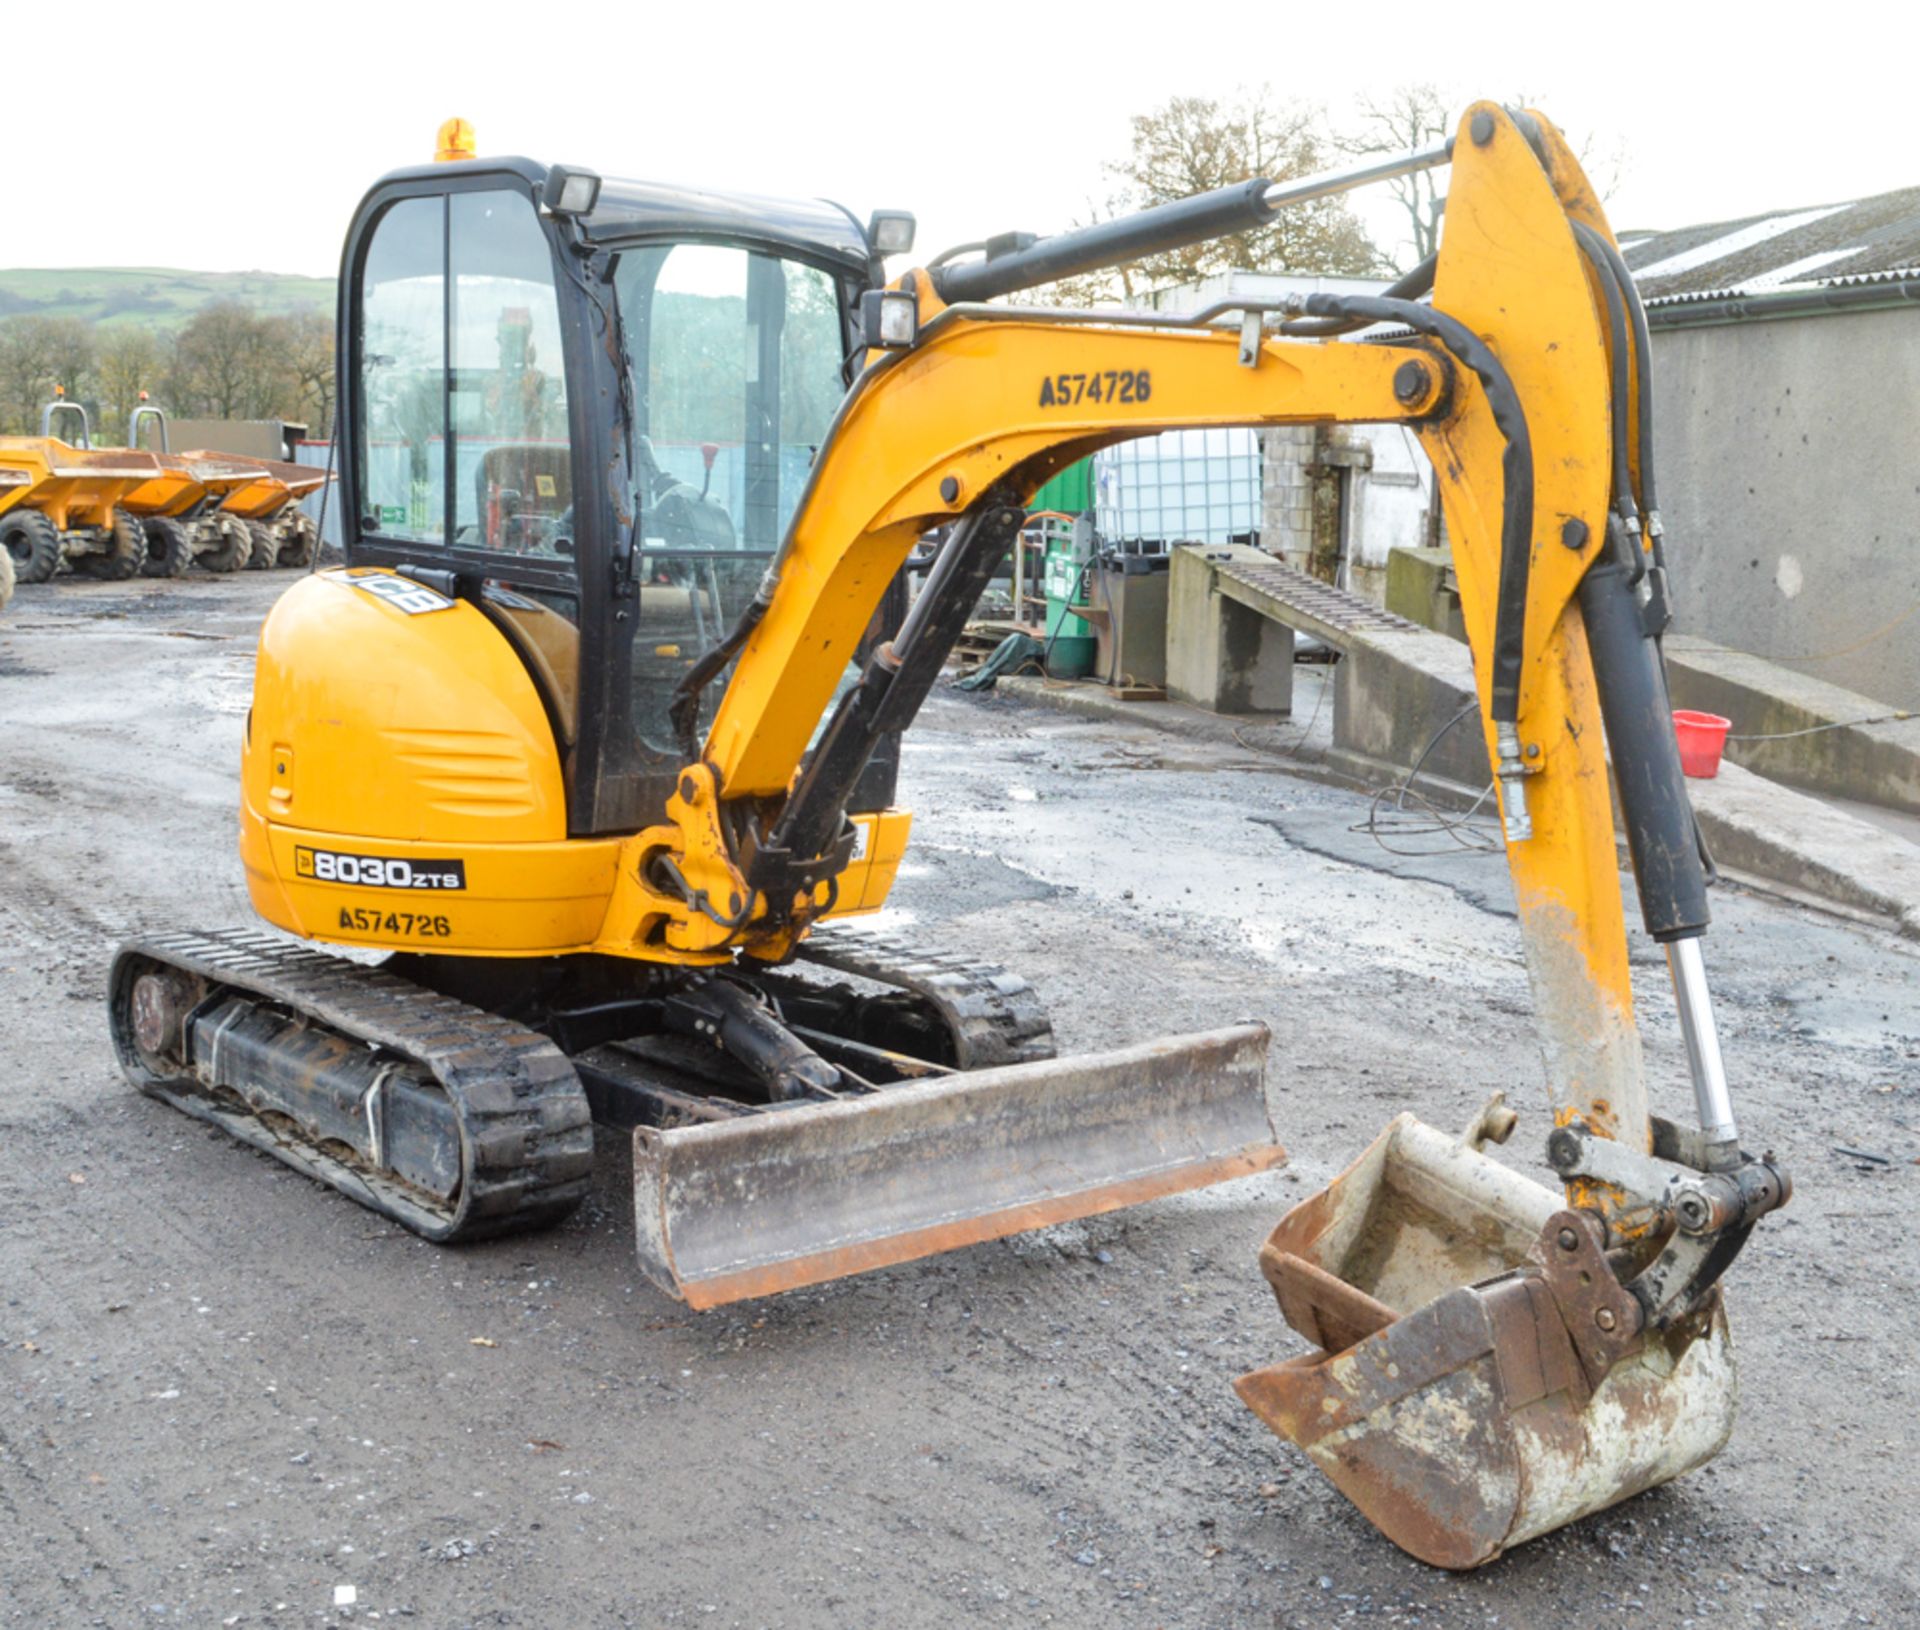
340;161;902;832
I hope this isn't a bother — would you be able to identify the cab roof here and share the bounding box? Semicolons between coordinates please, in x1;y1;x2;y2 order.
353;157;875;279
582;175;872;274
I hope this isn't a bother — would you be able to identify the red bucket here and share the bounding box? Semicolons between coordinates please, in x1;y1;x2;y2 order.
1673;710;1732;778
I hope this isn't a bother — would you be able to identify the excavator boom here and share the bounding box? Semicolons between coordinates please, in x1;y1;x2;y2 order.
642;100;1787;1562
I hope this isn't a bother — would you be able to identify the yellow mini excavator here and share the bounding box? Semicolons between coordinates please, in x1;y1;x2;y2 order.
112;106;1788;1567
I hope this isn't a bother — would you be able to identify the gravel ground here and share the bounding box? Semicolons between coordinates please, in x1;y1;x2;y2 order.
1;573;1916;1628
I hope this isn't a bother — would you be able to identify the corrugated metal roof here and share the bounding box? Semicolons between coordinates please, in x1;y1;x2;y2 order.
1624;184;1920;302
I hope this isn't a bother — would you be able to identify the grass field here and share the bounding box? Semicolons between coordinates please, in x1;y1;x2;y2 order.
0;267;333;329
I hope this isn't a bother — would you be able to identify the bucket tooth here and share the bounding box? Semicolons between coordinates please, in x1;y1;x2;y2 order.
1235;1113;1738;1569
632;1023;1278;1308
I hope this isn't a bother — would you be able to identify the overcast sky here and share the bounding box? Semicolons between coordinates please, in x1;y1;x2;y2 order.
8;3;1906;279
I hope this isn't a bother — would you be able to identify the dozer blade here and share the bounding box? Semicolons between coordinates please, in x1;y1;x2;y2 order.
633;1024;1278;1308
1234;1114;1737;1571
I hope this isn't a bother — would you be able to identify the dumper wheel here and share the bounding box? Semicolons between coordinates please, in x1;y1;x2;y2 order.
142;517;195;579
100;510;145;579
1;509;64;584
276;510;319;567
242;519;278;570
196;515;249;573
69;512;143;581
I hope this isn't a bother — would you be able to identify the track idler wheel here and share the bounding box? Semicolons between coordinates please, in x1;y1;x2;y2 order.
126;966;203;1081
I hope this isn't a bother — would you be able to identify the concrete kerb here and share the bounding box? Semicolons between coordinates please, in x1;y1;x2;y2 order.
995;669;1328;757
1687;760;1920;940
1663;634;1920;818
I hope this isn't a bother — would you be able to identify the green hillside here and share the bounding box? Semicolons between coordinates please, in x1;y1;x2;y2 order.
0;267;334;330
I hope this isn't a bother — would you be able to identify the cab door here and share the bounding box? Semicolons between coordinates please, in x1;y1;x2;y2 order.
342;167;617;833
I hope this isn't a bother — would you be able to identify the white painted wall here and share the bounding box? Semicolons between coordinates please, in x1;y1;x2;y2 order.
1344;422;1434;577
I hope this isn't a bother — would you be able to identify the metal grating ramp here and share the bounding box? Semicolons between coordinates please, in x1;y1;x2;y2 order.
1209;554;1422;652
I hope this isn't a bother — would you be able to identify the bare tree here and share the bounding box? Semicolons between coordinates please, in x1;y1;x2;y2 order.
1342;87;1633;271
1339;83;1454;271
97;326;168;443
1045;90;1387;304
277;311;336;435
0;317;97;435
2;299;336;441
169;301;271;419
167;302;318;422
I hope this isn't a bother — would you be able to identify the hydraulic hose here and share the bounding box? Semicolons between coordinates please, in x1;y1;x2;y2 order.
669;598;765;760
1568;216;1714;881
1288;292;1534;729
1575;225;1659;525
1570;222;1641;544
1275;253;1438;339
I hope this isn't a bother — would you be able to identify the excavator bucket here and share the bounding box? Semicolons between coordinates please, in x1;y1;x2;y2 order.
632;1024;1280;1308
1234;1113;1737;1570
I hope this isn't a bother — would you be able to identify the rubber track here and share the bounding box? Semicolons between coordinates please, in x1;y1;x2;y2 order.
113;928;593;1242
794;926;1056;1070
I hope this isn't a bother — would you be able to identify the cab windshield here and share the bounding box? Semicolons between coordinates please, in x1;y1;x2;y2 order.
612;244;847;754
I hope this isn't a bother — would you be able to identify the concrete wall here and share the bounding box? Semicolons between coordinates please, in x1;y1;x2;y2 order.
167;419;304;461
1650;307;1920;708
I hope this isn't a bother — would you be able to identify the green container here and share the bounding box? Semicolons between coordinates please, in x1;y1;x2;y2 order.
1043;534;1096;678
1031;458;1093;517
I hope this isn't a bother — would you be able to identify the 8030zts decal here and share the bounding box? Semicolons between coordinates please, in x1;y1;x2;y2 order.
295;847;467;891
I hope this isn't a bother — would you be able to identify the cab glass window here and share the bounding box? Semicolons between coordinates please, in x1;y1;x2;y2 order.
450;190;575;558
355;185;581;749
358;197;445;542
613;245;847;754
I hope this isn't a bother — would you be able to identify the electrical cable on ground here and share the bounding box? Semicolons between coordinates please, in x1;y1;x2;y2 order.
1727;709;1913;743
1351;698;1504;857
